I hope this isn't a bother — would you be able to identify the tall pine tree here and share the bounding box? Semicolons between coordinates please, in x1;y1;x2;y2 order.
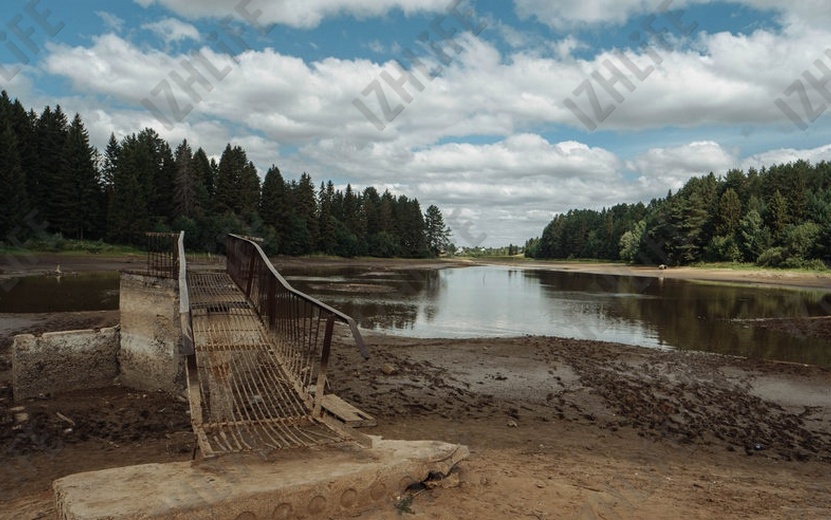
53;114;101;239
0;119;28;238
173;139;196;219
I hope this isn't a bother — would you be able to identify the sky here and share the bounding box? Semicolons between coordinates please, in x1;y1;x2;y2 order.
2;0;831;247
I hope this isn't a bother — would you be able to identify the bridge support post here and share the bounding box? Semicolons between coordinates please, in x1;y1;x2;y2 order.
313;315;335;417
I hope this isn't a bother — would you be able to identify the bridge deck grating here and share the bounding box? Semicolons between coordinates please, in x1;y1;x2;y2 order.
186;270;348;456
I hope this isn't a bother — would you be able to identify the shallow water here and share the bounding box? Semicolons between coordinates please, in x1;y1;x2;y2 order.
0;272;120;313
284;265;831;366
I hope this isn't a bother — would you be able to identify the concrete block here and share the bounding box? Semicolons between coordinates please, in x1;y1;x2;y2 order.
119;272;184;395
12;327;119;401
54;437;469;519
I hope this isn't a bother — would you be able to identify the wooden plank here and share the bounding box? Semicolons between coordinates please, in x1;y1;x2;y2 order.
321;394;377;428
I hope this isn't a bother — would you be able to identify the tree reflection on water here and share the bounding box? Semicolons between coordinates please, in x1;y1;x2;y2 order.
285;266;831;367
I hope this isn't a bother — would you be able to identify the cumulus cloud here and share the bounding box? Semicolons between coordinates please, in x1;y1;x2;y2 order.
142;18;201;44
627;141;737;193
514;0;831;29
44;15;831;144
741;143;831;170
96;11;125;33
133;0;453;28
35;2;831;244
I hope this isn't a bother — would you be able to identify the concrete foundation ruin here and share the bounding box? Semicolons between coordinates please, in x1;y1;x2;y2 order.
12;327;120;401
55;438;469;519
11;270;186;402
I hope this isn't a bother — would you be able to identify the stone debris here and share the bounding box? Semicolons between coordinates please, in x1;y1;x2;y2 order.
380;363;399;376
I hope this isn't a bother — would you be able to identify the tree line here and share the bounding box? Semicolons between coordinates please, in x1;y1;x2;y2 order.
526;161;831;269
0;91;451;257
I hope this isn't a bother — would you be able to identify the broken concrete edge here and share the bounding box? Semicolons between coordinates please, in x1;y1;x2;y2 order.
12;327;121;402
118;272;186;395
53;437;470;520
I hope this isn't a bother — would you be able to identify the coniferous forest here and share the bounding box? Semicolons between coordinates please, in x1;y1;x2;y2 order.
526;163;831;269
0;92;451;257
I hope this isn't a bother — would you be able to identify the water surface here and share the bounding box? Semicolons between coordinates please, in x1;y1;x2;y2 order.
0;272;120;313
284;265;831;366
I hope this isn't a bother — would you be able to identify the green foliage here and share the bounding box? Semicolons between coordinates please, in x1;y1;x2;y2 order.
215;144;260;217
424;204;451;256
18;233;140;254
619;220;645;263
535;203;647;261
706;235;742;263
0;118;28;238
756;247;790;268
738;209;770;262
716;188;742;236
54;114;102;239
533;162;831;270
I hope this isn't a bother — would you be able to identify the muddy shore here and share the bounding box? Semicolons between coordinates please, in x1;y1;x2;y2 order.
0;255;829;519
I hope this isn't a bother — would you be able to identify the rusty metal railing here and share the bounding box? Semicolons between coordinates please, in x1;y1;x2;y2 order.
177;231;194;357
145;232;180;277
225;234;368;416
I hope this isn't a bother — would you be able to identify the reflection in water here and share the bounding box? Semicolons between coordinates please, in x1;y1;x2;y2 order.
285;265;831;366
0;272;120;313
527;270;831;365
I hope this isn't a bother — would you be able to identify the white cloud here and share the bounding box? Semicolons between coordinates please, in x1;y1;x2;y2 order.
514;0;831;29
96;11;125;33
742;143;831;170
34;3;831;245
142;17;201;44
514;0;659;29
44;35;183;102
133;0;453;28
44;16;831;145
627;141;737;193
551;36;587;59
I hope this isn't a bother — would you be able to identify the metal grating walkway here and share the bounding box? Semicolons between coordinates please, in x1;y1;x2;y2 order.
186;269;349;456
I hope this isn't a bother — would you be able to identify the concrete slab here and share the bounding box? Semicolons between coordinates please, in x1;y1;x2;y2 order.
54;437;469;519
12;327;119;401
119;272;184;395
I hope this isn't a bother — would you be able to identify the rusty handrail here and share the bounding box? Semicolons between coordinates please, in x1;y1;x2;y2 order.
177;231;194;357
225;234;368;414
145;232;179;277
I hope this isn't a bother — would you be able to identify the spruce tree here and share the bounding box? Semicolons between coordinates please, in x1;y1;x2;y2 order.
0;120;28;238
54;114;101;239
260;165;291;248
190;148;214;214
215;144;260;218
424;204;451;256
766;189;789;240
295;173;319;248
173;139;195;219
716;188;742;237
107;135;148;243
317;180;337;254
32;105;68;225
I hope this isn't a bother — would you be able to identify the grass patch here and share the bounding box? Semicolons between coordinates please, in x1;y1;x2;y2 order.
0;235;143;256
692;261;829;274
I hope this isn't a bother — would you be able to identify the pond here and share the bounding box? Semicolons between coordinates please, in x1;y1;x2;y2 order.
283;265;831;367
0;272;120;313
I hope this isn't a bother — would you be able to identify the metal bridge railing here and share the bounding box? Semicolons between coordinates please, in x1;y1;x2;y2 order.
177;231;195;358
145;232;180;277
225;234;369;416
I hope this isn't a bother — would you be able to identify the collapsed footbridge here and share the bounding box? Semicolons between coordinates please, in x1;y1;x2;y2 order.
173;233;372;457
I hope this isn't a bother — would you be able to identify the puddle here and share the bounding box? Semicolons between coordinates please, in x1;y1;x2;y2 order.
0;272;120;313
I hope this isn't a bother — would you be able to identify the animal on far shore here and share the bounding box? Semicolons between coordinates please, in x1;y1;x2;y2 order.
658;264;667;270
